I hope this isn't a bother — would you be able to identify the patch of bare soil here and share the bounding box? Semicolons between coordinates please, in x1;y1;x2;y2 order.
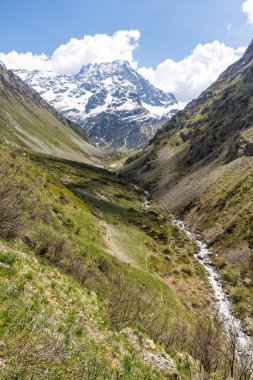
100;221;135;266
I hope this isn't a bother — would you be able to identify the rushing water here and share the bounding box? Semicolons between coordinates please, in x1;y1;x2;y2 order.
133;183;253;355
172;220;253;354
132;184;150;210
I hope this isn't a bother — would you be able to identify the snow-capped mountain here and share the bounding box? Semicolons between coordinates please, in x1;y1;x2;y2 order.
14;60;179;150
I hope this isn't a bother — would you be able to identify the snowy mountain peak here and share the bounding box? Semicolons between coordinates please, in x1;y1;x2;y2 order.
79;59;130;72
14;61;180;150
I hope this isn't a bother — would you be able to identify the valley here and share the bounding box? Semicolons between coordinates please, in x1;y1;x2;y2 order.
0;28;252;379
0;147;215;379
123;39;253;339
0;142;252;378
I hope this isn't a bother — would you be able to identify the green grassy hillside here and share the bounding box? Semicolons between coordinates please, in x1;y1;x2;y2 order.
0;145;227;379
0;64;102;164
2;143;253;378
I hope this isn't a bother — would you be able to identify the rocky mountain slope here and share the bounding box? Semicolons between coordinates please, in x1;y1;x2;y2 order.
0;63;102;164
14;60;179;150
123;39;253;330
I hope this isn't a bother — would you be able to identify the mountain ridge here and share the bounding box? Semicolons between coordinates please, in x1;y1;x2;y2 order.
14;60;179;150
186;41;252;110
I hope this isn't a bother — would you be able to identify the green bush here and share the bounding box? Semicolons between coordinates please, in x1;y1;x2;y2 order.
32;225;73;263
240;261;250;277
163;246;173;255
0;251;16;266
96;255;113;273
63;216;75;229
24;271;33;281
181;265;193;276
178;252;190;264
215;256;227;269
230;287;250;303
172;269;181;277
0;158;35;238
221;268;240;286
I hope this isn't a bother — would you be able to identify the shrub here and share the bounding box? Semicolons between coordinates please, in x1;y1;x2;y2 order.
172;269;181;277
164;246;173;255
248;231;253;249
32;225;72;263
215;256;227;269
178;252;190;264
240;261;250;277
229;287;249;303
0;251;16;266
0;158;36;238
222;268;240;286
181;265;193;276
106;274;157;329
24;271;33;281
96;255;113;273
63;216;75;229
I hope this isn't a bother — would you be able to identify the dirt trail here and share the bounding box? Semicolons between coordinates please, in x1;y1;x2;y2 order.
100;221;135;266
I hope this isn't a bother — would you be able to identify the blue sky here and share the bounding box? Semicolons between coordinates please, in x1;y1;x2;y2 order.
0;0;252;102
0;0;251;66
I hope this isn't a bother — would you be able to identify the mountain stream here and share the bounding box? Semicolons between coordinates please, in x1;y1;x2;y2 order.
134;184;253;355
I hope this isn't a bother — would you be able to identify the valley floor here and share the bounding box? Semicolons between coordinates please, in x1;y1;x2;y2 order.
0;147;252;379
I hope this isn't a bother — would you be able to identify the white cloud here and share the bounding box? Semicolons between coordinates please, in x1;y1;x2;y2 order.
139;41;245;103
242;0;253;27
0;51;51;71
0;30;246;103
0;30;140;74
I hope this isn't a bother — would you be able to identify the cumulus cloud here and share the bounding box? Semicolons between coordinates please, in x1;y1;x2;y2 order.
0;51;51;71
139;41;245;103
0;30;246;103
0;30;140;74
242;0;253;27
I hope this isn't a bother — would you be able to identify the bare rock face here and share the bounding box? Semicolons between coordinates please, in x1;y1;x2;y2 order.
142;352;180;379
123;328;180;379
